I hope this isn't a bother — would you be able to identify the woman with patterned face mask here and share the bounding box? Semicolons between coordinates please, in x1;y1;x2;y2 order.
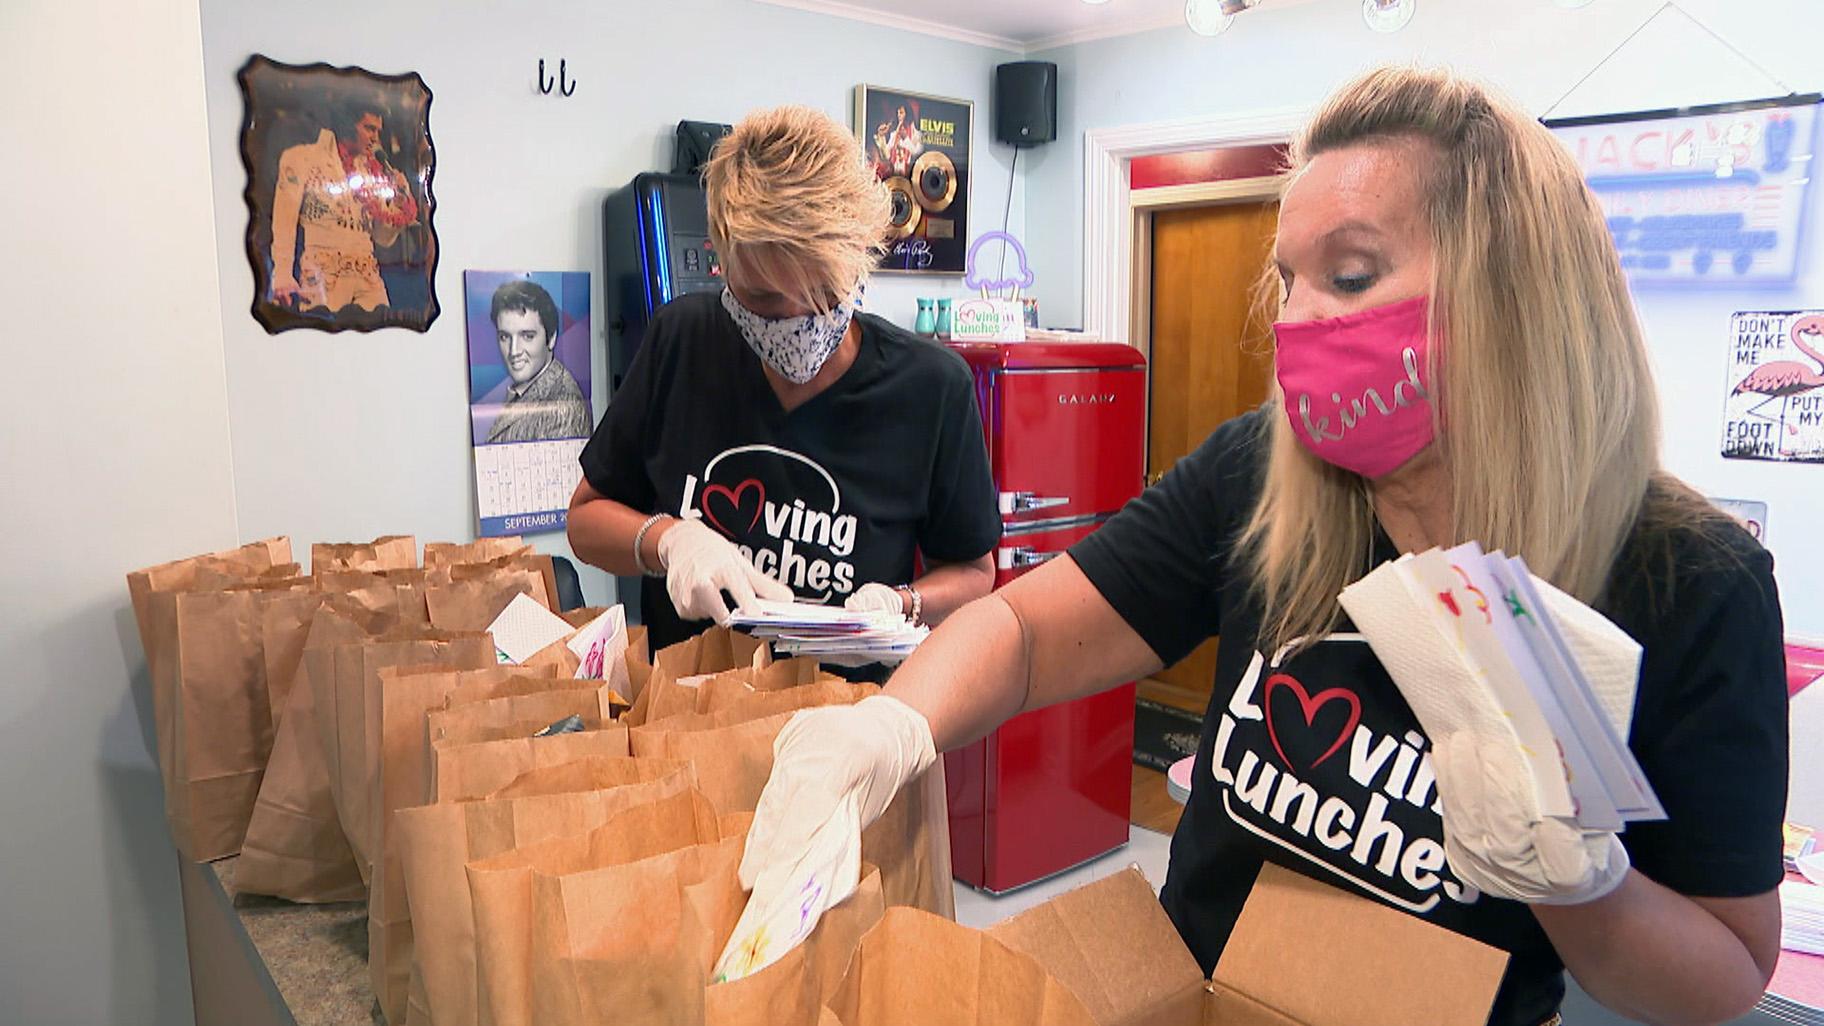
568;106;1000;671
739;68;1788;1026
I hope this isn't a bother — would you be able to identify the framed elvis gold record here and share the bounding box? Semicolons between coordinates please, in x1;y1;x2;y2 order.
884;176;922;240
855;85;972;274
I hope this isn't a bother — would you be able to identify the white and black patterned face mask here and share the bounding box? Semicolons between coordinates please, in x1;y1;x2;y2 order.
721;285;863;385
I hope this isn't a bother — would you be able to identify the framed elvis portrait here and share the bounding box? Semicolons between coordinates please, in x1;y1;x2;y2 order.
237;55;439;333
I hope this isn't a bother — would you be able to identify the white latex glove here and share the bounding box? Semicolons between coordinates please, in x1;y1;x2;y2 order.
738;694;936;890
657;518;794;625
844;582;906;617
1431;732;1631;905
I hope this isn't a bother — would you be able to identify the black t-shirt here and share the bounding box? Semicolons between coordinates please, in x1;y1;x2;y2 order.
1071;409;1788;1026
579;290;1001;652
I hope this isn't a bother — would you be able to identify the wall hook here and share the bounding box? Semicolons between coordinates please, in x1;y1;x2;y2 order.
538;58;576;97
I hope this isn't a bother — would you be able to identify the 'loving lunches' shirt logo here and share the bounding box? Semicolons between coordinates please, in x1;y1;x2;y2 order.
1208;634;1480;914
679;444;859;602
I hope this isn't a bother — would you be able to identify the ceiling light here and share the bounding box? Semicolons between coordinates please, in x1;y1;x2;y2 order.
1081;0;1112;5
1187;0;1260;34
1555;0;1595;7
1185;0;1235;35
1362;0;1415;32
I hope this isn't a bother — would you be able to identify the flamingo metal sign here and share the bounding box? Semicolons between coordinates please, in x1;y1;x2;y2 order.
1723;310;1824;462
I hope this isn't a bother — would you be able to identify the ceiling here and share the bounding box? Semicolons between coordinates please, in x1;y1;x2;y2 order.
753;0;1322;52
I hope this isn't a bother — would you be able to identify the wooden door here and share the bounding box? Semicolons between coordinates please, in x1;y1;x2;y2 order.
1145;201;1278;704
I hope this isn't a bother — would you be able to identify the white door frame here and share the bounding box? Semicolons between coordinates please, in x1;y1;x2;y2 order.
1127;174;1286;363
1080;106;1311;344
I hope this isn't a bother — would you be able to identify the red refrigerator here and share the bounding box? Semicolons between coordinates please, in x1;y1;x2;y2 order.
944;340;1145;893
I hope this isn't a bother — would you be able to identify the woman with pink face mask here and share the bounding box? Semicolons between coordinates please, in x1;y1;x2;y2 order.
739;68;1787;1026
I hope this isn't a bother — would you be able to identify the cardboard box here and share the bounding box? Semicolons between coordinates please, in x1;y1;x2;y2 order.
986;863;1507;1026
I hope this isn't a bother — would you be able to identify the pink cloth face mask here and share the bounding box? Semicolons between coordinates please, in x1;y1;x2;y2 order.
1272;295;1434;478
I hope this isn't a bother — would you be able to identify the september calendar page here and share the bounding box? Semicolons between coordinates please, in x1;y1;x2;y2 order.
464;269;594;537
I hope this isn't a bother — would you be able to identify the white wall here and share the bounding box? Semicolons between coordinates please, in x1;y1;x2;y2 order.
197;0;1023;604
0;0;238;1023
1028;0;1824;637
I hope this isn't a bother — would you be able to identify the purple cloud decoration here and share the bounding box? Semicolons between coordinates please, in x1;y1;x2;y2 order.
962;231;1036;295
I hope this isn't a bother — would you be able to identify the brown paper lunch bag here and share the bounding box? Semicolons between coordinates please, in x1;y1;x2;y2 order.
417;666;574;803
235;594;400;901
185;562;304;592
630;712;796;815
424;568;549;635
642;680;871;735
310;535;419;573
314;567;433;625
625;623;653;698
429;728;632;806
256;587;339;733
632;704;956;920
624;627;770;726
224;571;321;707
126;536;291;858
477;797;735;1026
635;653;828;726
394;758;692;1026
681;657;834;718
142;574;316;861
438;666;573;711
426;689;618;750
422;537;527;567
704;867;888;1026
428;552;559;614
127;536;291;661
442;675;611;722
327;628;495;885
826;907;1099;1026
371;664;613;1025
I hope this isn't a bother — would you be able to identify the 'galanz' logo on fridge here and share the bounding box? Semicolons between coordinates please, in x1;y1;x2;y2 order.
1057;392;1117;406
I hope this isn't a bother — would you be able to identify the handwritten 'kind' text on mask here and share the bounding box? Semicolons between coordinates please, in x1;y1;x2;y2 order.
1296;346;1429;446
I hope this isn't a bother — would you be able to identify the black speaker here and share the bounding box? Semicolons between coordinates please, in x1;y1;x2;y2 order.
995;61;1057;148
672;120;733;176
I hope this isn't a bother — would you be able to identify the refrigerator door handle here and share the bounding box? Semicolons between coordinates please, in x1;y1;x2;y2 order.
998;546;1063;571
1000;491;1071;516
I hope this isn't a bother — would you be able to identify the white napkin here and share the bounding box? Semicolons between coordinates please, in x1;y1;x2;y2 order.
1343;554;1658;830
485;592;575;665
1532;577;1643;737
1339;558;1546;808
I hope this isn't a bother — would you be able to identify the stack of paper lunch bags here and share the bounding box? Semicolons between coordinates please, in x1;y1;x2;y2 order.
130;539;1507;1026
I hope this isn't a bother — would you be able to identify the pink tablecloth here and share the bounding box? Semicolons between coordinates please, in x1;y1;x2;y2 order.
1770;946;1824;1012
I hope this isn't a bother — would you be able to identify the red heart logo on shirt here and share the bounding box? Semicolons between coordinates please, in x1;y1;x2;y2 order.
700;478;765;538
1263;673;1361;771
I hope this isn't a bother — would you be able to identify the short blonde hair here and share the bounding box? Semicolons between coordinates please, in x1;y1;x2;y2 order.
1242;66;1669;653
704;106;891;313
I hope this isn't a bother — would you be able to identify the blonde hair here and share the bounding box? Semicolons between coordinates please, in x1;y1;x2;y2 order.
1242;66;1668;654
703;106;891;313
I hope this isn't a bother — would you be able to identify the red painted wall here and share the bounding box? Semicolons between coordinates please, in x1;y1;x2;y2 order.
1129;144;1288;189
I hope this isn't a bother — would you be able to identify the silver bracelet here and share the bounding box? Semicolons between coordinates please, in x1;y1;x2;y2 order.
900;584;923;626
632;513;670;577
